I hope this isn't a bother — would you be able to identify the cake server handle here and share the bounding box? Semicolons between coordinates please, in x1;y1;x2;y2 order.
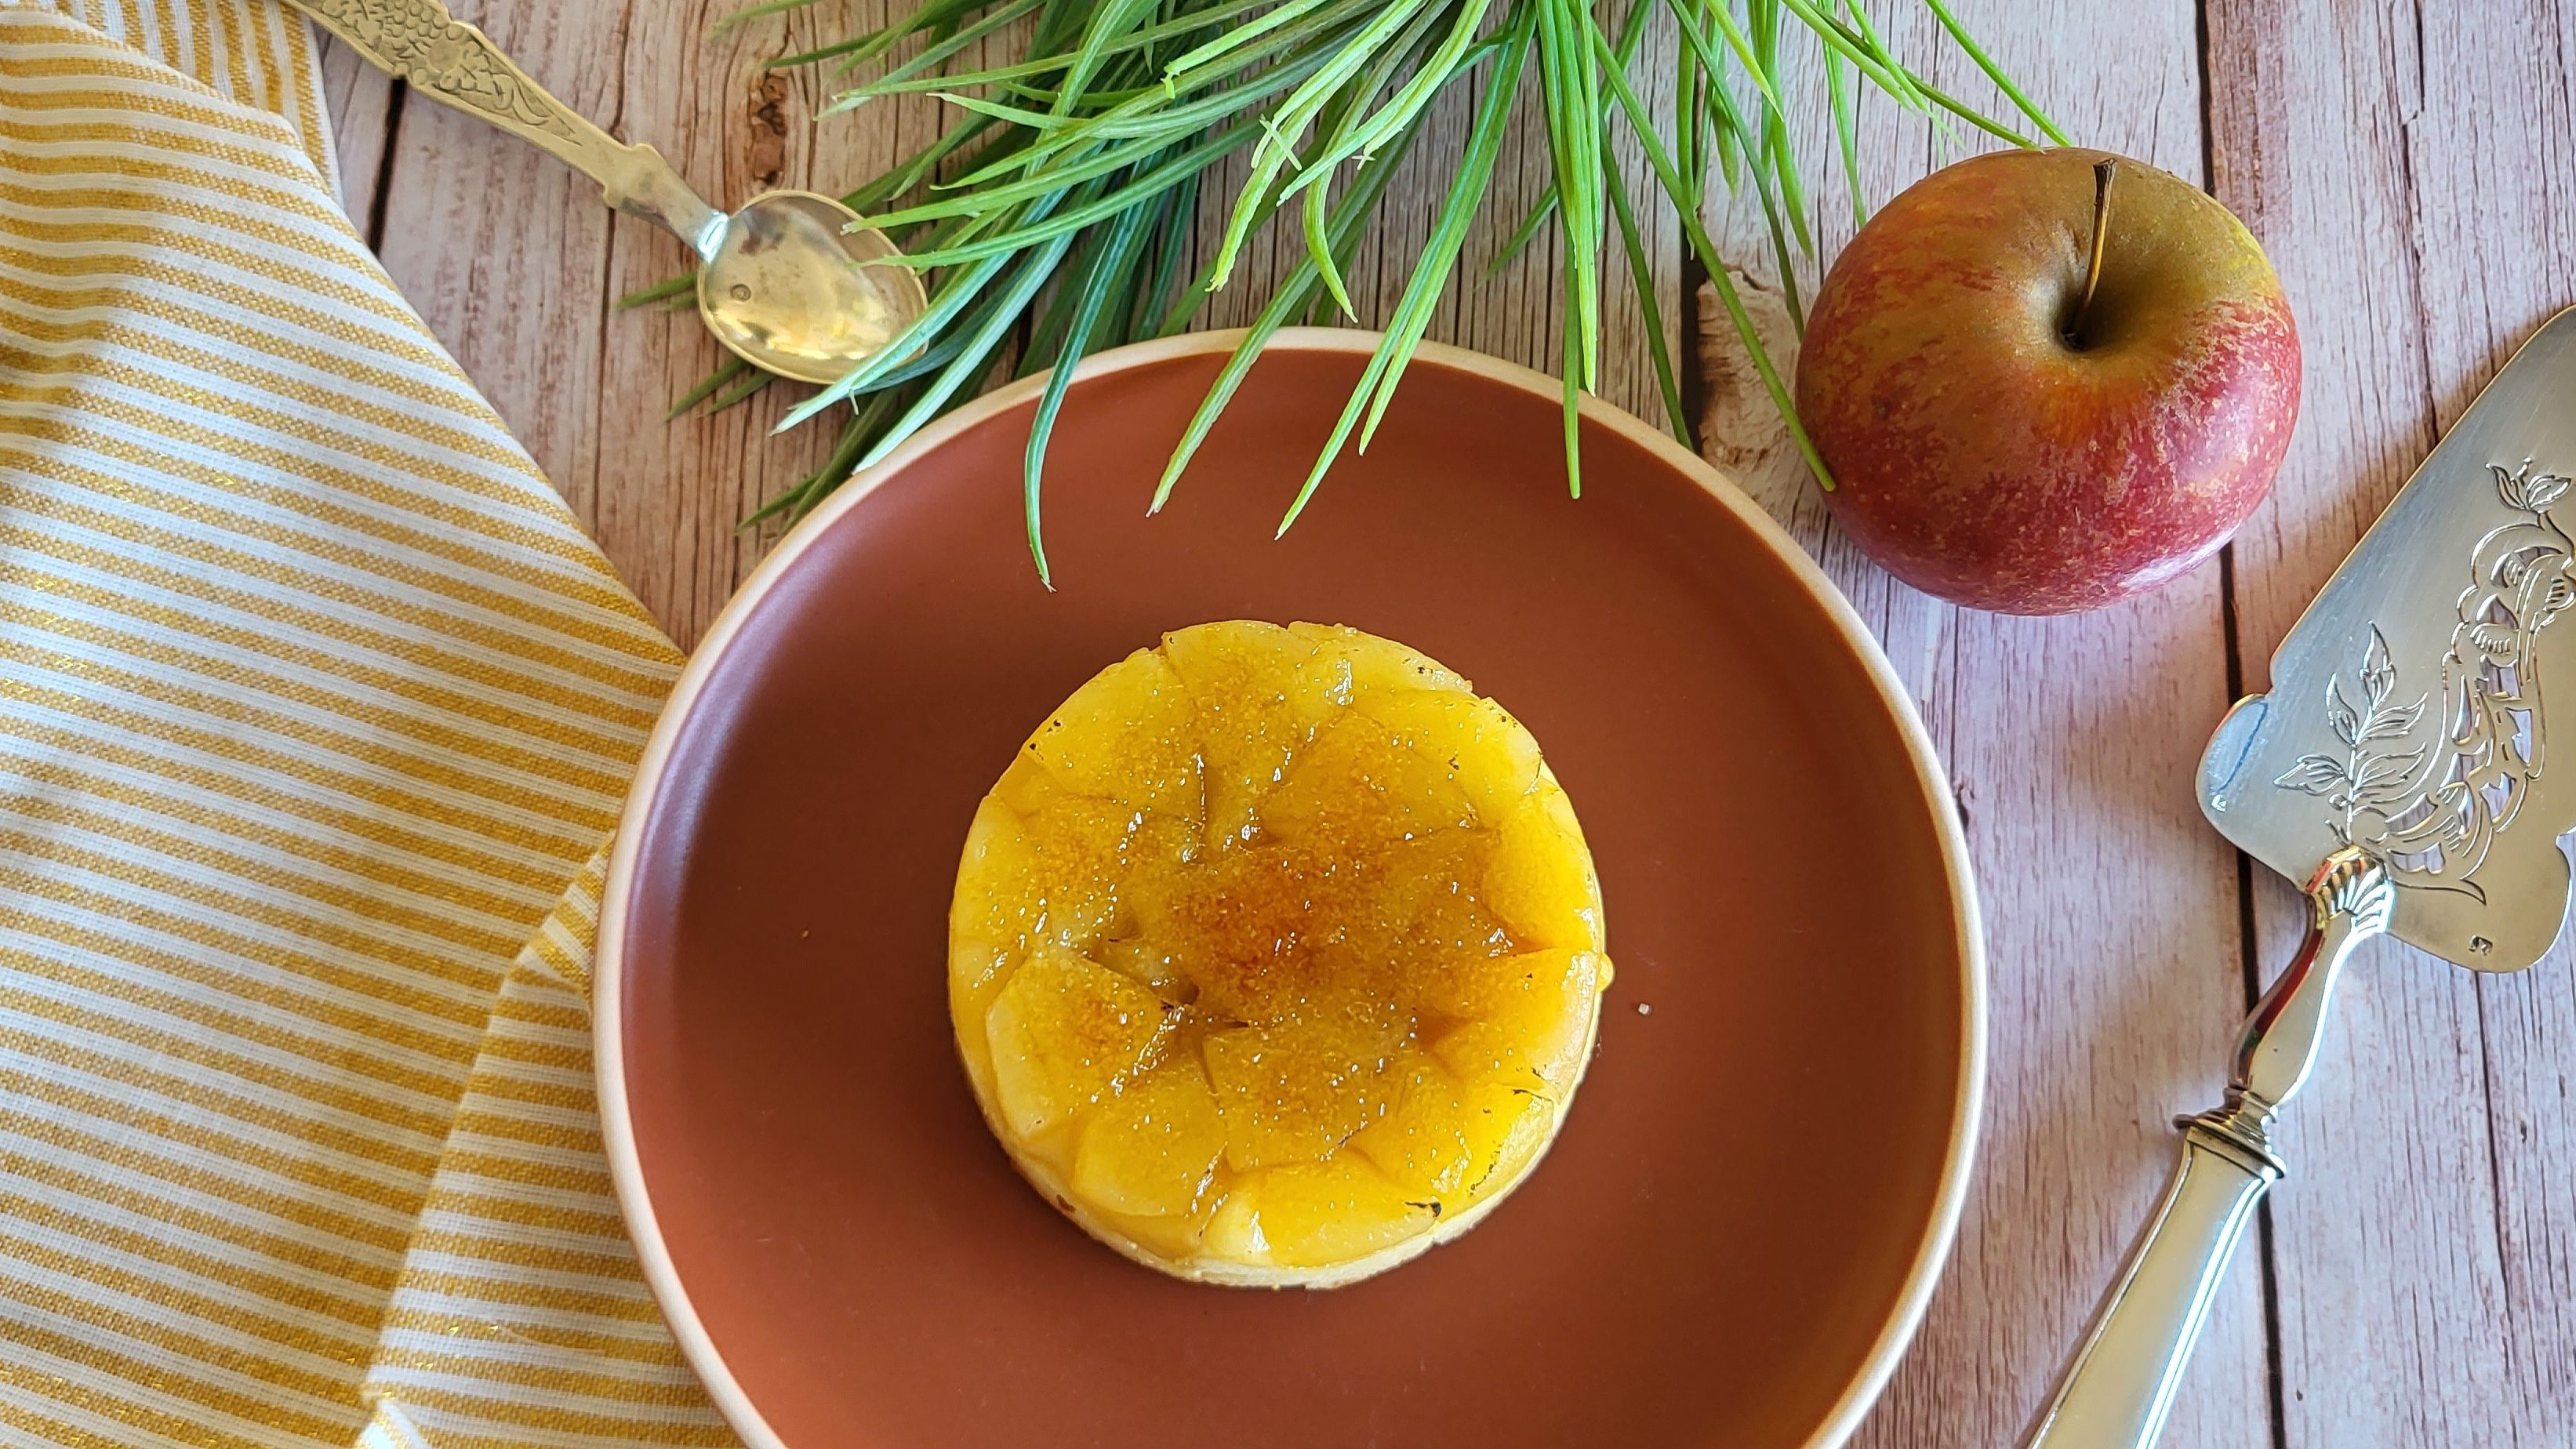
2022;847;2392;1448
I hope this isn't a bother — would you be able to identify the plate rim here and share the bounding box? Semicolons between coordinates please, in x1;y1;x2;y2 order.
594;327;1987;1449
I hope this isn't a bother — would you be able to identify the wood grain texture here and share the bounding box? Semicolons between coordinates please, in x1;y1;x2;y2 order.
362;0;954;646
2208;0;2576;1443
314;0;2576;1440
311;36;394;227
1691;4;2268;1444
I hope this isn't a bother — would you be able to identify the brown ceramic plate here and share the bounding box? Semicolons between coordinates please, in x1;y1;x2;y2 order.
598;330;1982;1449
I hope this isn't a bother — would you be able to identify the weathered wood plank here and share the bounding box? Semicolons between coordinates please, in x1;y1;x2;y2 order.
311;34;393;231
1691;5;2271;1444
2207;0;2576;1442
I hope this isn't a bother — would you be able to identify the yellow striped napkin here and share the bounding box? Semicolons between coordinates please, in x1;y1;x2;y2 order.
0;1;742;1441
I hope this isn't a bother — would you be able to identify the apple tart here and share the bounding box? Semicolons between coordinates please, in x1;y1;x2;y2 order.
948;621;1612;1287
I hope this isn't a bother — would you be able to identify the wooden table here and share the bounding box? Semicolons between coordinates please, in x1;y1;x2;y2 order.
321;2;2576;1442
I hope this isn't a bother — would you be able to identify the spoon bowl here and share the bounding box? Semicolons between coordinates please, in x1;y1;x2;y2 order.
699;191;928;385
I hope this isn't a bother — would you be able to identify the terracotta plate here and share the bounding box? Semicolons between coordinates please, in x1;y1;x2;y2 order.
598;331;1983;1449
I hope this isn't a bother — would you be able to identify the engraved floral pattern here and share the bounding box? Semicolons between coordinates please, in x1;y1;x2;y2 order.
2276;462;2574;902
2273;625;2429;831
297;0;578;142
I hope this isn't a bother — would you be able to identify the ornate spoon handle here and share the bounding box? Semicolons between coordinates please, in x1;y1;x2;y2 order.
285;0;725;256
2023;847;2394;1447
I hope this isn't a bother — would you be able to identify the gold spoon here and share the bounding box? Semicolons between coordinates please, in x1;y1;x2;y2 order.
289;0;927;385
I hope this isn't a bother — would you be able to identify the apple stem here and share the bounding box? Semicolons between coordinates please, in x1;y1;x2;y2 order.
2066;158;2116;347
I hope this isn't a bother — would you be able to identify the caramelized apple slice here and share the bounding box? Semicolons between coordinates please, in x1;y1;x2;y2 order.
1206;1158;1433;1269
1458;1078;1556;1195
1292;622;1469;699
950;794;1044;951
1024;647;1201;812
1073;1058;1227;1218
983;946;1169;1142
1430;949;1604;1093
978;767;1201;957
1164;621;1339;841
1480;783;1604;952
1359;687;1545;823
1349;1048;1477;1200
1261;710;1475;848
1203;1015;1397;1171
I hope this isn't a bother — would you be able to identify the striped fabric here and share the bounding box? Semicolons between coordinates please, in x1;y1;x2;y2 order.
0;2;739;1442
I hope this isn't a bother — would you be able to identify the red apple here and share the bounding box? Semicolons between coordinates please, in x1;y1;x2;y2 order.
1794;147;2299;614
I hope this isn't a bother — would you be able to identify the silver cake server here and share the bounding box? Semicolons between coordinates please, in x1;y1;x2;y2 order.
2025;305;2576;1447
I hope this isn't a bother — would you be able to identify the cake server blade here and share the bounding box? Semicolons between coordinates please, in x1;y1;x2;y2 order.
2026;305;2576;1448
2200;305;2576;971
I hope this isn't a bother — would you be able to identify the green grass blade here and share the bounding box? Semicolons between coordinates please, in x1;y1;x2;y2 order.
1604;151;1690;446
1275;1;1534;534
1837;0;1924;109
1301;178;1357;318
1823;34;1865;227
888;128;1255;265
1920;0;2067;144
617;273;696;311
1048;0;1158;122
714;0;845;36
1582;3;1834;489
1023;203;1155;584
1088;196;1168;350
1675;3;1702;210
1487;186;1557;275
1750;0;1813;256
1018;232;1099;379
1273;0;1490;201
1770;0;2031;146
743;397;886;528
1695;0;1786;117
816;0;1041;85
835;113;1008;213
1356;16;1531;449
1687;35;1804;329
1907;71;2038;147
707;370;776;413
1771;0;1907;100
1534;0;1598;391
1752;137;1805;333
928;90;1078;131
774;243;1012;428
1161;0;1335;77
846;230;1080;474
936;25;1339;187
1568;0;1607;385
829;0;1270;89
664;356;755;419
1557;255;1582;496
1135;169;1201;337
1155;99;1438;510
1488;0;1650;278
870;121;1250;236
1201;0;1434;290
1684;23;1806;329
